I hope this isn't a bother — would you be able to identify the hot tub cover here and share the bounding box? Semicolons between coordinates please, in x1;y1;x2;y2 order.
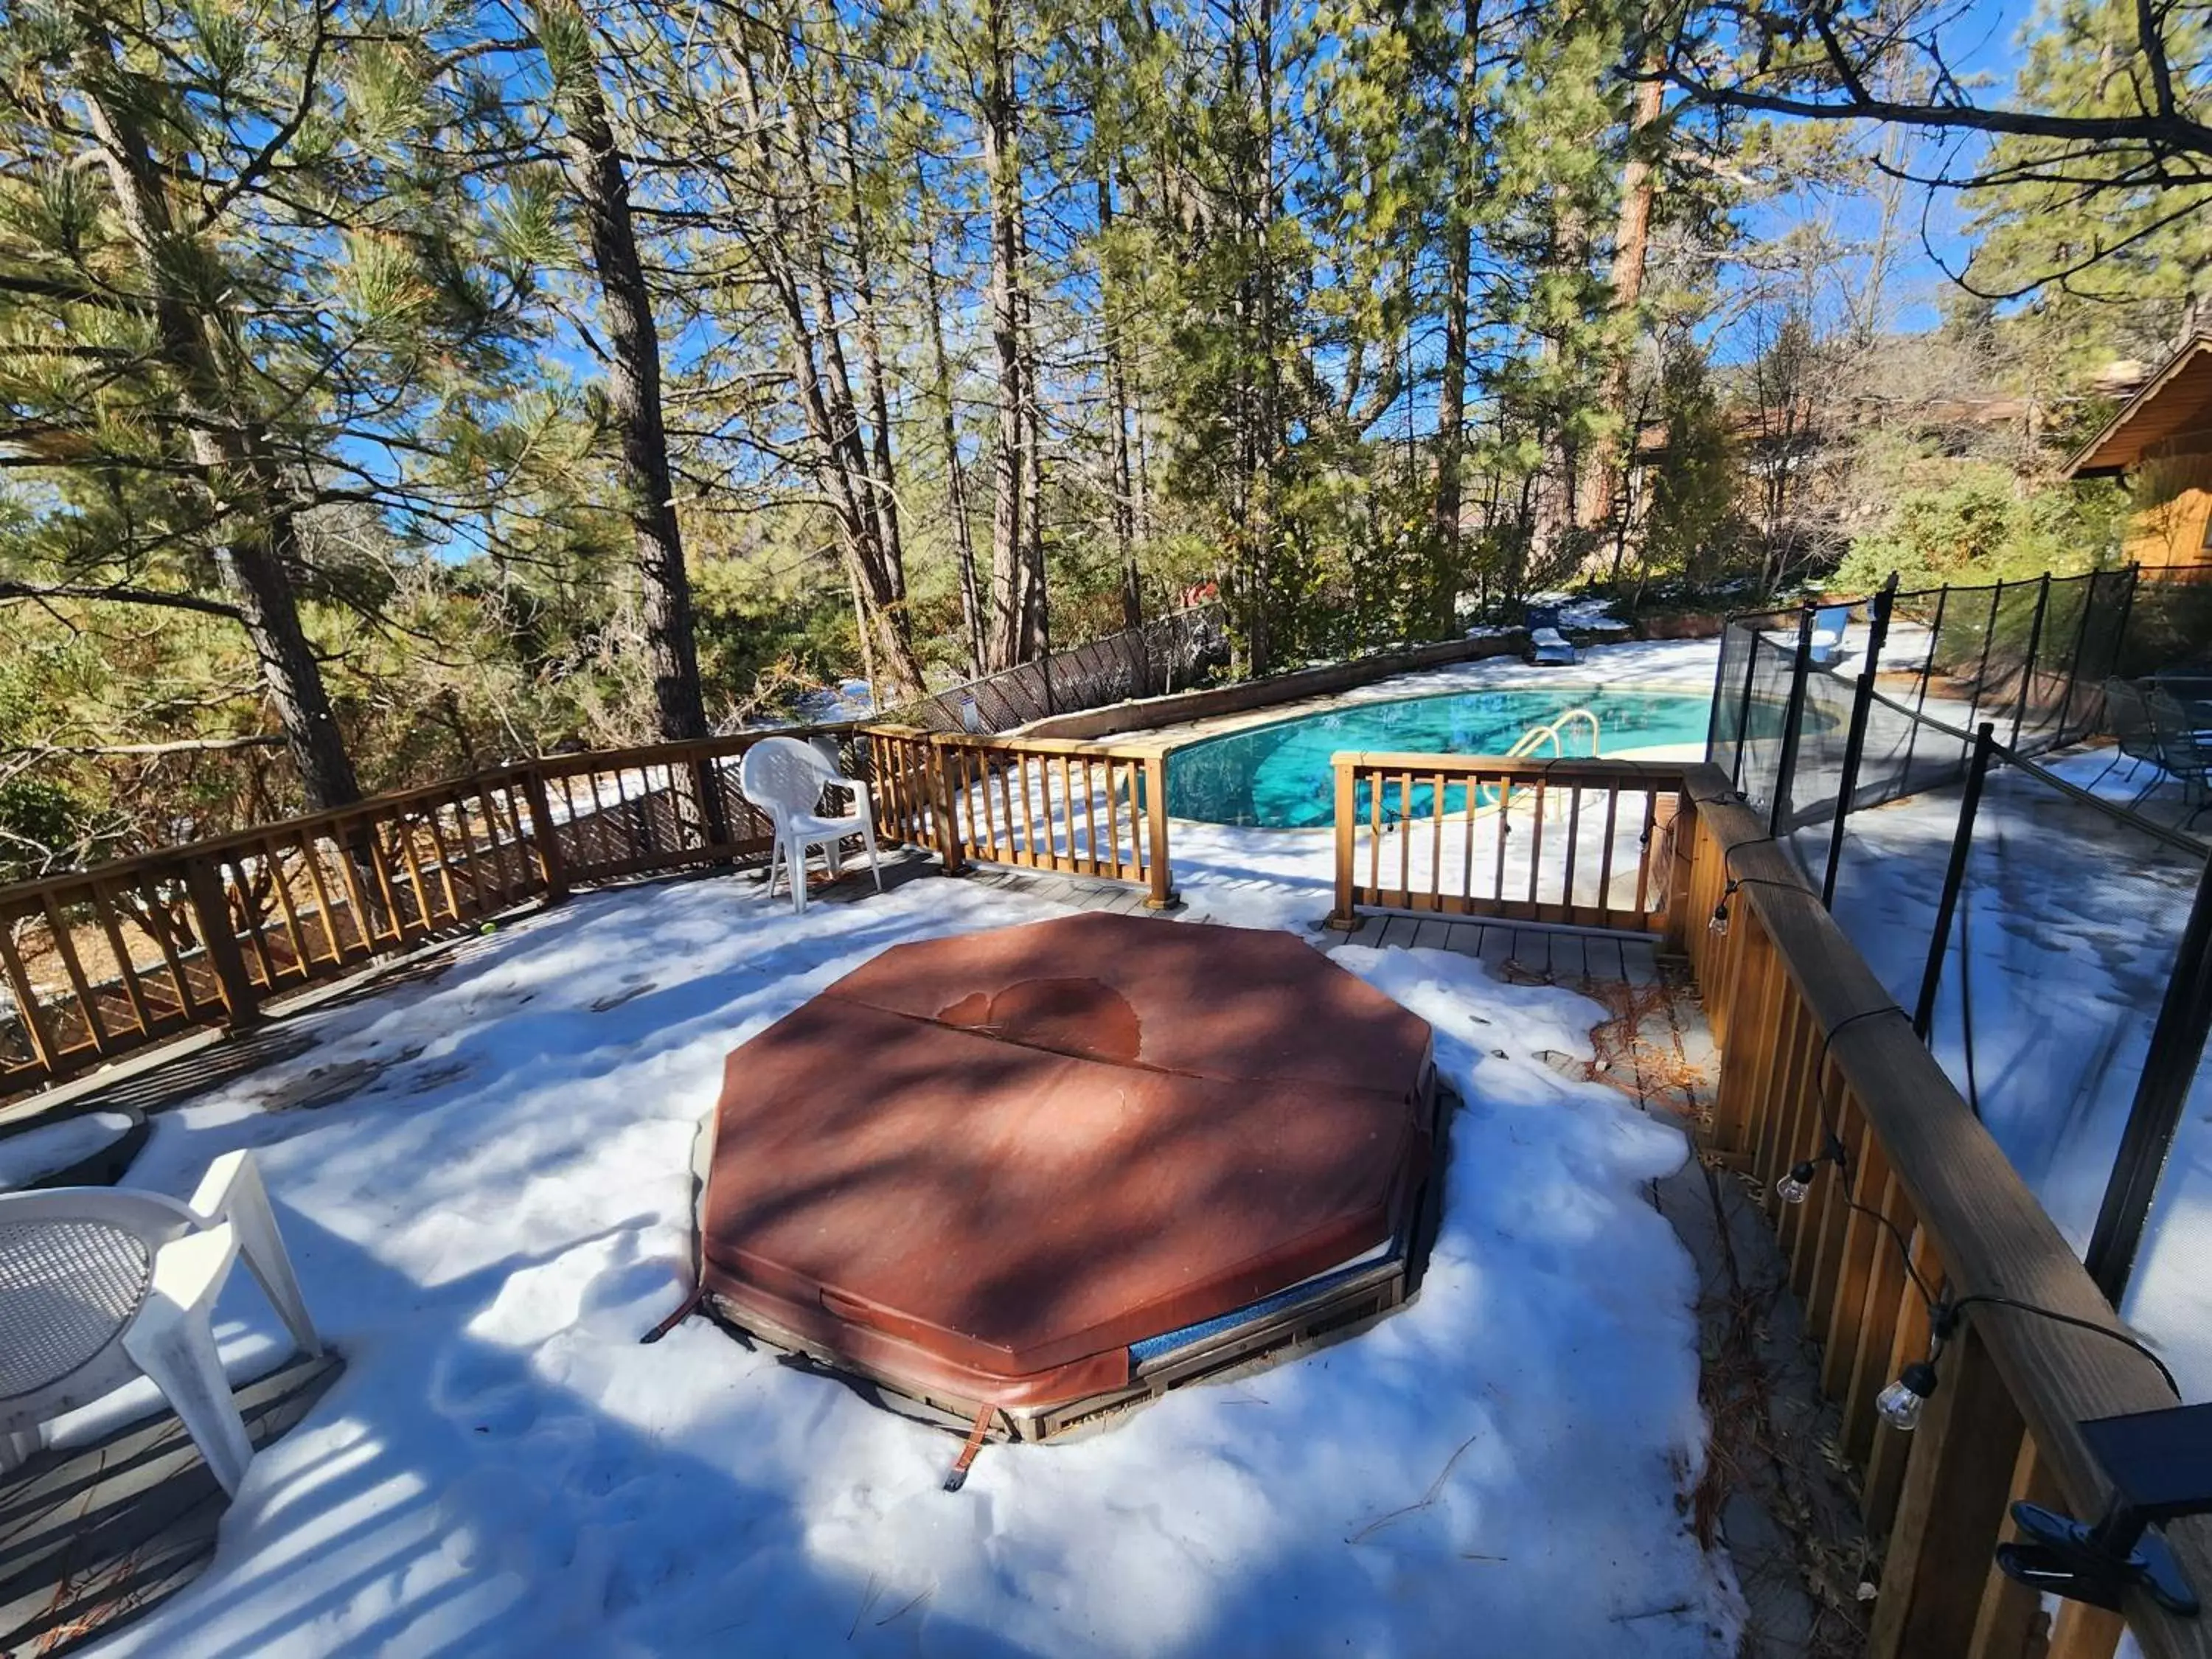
699;912;1434;1412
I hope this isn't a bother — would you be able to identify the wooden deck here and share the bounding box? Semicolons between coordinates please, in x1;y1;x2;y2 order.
962;857;1867;1655
0;1353;342;1658
9;851;1863;1657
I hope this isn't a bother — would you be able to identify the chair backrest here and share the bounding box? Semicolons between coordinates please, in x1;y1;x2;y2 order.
1811;605;1851;642
2147;689;2208;778
1525;603;1562;633
737;737;833;821
2106;678;2157;760
0;1187;195;1404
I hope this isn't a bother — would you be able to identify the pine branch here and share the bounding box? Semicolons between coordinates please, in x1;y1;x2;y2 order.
0;580;246;622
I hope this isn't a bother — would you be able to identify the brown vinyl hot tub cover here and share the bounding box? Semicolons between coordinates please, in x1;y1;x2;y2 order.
699;912;1435;1411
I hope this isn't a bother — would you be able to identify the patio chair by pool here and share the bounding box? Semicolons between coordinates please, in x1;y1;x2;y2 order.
2146;687;2212;822
2095;678;2162;794
739;735;883;914
1524;605;1579;666
1806;605;1851;667
0;1150;319;1495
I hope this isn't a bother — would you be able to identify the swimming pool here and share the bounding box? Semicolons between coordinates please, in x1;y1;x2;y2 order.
1166;686;1712;827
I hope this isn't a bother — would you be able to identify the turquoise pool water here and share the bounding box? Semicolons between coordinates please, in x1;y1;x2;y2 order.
1166;686;1712;828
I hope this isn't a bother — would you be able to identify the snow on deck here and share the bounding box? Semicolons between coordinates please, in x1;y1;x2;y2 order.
1813;746;2212;1404
72;866;1742;1655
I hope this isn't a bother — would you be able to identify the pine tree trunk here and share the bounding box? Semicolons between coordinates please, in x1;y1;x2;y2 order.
1579;66;1665;544
1431;0;1481;638
75;38;361;810
1251;0;1281;675
1015;204;1048;667
535;0;706;741
839;105;908;615
920;188;986;675
1098;165;1142;630
728;49;924;703
981;0;1029;672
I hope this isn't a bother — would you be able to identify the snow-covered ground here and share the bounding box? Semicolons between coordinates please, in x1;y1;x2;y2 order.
69;825;1743;1655
1812;746;2212;1402
0;1107;133;1189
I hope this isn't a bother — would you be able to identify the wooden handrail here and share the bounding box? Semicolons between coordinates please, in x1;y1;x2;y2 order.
1329;753;1688;939
1675;765;2212;1659
1333;751;1691;787
1;720;1177;1100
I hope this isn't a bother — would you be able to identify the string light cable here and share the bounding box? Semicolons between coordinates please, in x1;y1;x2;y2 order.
1754;1001;2176;1425
1874;1293;2179;1432
1708;872;1800;936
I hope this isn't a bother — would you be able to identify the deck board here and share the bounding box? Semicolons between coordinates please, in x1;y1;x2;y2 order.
1442;922;1486;958
1510;930;1551;974
0;1352;342;1658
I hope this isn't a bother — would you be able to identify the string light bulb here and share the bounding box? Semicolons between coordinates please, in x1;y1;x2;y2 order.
1774;1133;1846;1206
1876;1361;1939;1431
1709;880;1739;936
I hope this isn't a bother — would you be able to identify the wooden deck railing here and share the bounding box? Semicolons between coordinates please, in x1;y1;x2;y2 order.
1327;753;1686;938
1679;773;2212;1658
1377;757;2206;1658
1;721;1173;1099
0;727;869;1097
863;726;1175;908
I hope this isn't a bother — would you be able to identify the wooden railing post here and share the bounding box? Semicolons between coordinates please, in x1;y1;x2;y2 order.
691;748;732;854
1328;754;1358;928
927;737;967;874
182;855;262;1029
520;767;570;902
1662;791;1697;956
1143;753;1176;909
0;915;59;1077
1868;1327;2025;1659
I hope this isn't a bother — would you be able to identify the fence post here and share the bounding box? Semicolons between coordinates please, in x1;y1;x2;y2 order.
1900;579;1947;785
2009;572;2052;749
182;855;263;1029
2056;572;2101;744
1726;620;1762;792
1821;575;1895;908
1969;578;2006;735
1142;753;1177;909
1767;602;1818;838
2113;561;2143;681
1913;582;1950;721
1329;755;1359;928
520;768;570;902
927;737;967;874
1703;622;1736;768
1913;723;1996;1040
2084;847;2212;1304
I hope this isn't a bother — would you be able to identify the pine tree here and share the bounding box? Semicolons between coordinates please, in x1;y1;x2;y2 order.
0;0;542;810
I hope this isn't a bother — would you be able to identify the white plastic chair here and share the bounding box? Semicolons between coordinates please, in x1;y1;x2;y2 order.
0;1150;319;1495
738;736;882;914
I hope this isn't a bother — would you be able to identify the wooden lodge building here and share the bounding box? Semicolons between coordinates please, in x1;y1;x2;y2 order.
2068;335;2212;573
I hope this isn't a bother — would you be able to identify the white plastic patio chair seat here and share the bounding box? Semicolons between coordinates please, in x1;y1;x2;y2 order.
0;1150;319;1496
738;735;883;914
